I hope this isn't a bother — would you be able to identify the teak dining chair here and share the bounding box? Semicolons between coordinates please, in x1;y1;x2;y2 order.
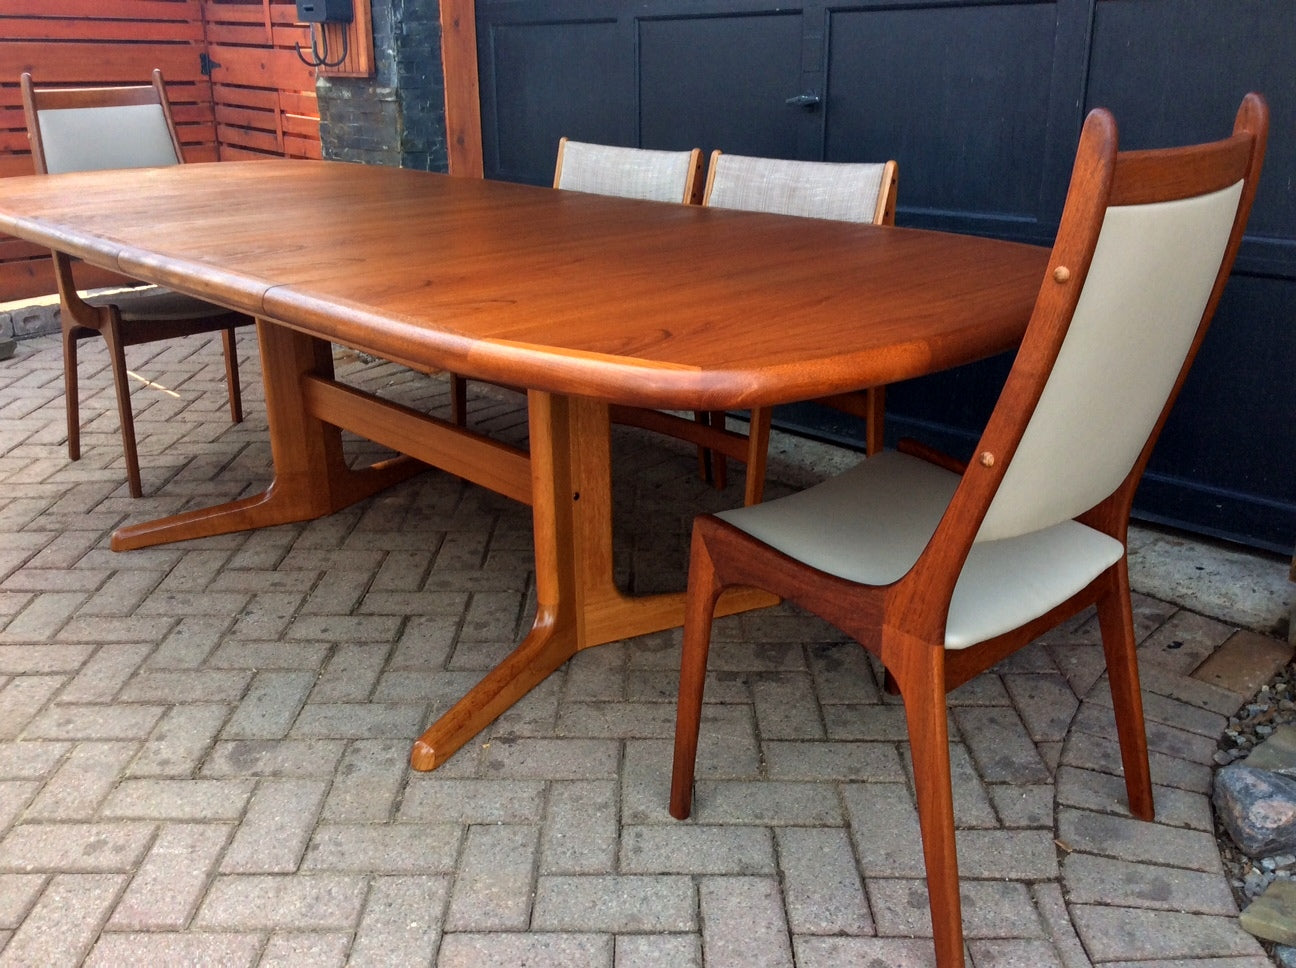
670;96;1268;968
448;139;704;426
698;152;899;503
21;70;251;498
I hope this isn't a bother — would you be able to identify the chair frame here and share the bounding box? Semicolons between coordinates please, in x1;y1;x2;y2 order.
694;151;899;503
670;95;1268;968
21;69;249;498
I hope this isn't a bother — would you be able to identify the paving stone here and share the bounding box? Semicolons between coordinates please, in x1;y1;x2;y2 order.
954;705;1052;783
0;873;125;968
1193;628;1293;696
539;779;618;874
479;737;620;779
84;933;263;968
123;704;228;777
399;776;546;826
23;741;136;821
322;738;412;823
436;932;613;968
302;823;463;873
966;938;1066;967
793;935;945;967
1057;807;1223;873
0;822;154;873
776;826;873;935
700;876;794;968
763;739;905;781
615;933;702;968
57;643;152;703
349;875;448;966
259;931;350;967
445;824;538;930
23;702;165;742
868;877;1045;938
195;873;368;930
532;874;696;932
1063;851;1238;914
108;823;232;929
620;824;775;875
201;738;348;778
221;670;315;740
1056;764;1213;832
0;874;44;929
100;778;254;821
220;778;328;873
1071;904;1266;961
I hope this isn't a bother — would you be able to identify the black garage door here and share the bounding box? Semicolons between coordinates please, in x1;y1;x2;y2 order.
475;0;1294;554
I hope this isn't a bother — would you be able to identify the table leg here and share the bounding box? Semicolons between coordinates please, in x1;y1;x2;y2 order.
409;391;774;770
111;321;421;551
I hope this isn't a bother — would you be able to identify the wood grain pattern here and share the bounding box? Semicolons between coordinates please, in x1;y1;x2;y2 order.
0;160;1049;410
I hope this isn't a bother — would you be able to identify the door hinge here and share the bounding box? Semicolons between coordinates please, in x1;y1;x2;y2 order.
200;52;222;76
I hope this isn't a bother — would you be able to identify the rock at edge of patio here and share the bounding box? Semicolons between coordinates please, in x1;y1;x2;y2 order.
1215;764;1296;858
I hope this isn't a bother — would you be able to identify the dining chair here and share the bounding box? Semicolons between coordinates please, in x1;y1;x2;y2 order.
670;95;1268;968
697;151;899;503
21;69;251;498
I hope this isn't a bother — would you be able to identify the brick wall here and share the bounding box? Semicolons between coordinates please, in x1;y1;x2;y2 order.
317;0;448;171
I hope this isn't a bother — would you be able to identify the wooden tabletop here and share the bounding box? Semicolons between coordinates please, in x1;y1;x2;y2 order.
0;159;1050;410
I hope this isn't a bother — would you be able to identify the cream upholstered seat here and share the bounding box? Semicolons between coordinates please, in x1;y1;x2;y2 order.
670;96;1269;968
21;70;251;498
698;151;898;504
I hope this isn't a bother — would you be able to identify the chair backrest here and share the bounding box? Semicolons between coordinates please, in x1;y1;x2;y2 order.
703;151;899;226
969;96;1268;544
553;138;704;205
21;69;182;176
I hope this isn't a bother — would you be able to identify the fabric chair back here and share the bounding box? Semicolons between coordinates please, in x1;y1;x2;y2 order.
704;152;897;224
554;139;702;204
22;70;182;176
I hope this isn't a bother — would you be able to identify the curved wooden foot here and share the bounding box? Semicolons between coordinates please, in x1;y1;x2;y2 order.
111;455;424;551
410;608;577;771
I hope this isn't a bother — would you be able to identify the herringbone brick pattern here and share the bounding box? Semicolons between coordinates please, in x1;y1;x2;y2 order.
0;331;1275;966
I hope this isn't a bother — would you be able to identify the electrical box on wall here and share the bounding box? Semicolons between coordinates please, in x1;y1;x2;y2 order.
296;0;352;23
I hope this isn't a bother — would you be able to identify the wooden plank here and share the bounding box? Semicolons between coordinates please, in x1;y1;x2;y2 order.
0;21;201;42
441;0;482;177
2;0;201;20
0;44;204;84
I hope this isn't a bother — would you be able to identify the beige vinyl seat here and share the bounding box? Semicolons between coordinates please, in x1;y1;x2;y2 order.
21;69;251;497
670;96;1269;968
697;151;899;504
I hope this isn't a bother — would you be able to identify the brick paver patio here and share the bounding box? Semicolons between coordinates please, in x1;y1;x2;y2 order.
0;330;1284;966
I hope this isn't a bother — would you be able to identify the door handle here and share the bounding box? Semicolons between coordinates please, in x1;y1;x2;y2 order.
784;93;821;108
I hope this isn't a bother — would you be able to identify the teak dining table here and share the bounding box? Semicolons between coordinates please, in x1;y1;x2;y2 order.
0;160;1050;770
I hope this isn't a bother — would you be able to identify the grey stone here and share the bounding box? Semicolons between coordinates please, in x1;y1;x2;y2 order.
1215;765;1296;857
1241;879;1296;945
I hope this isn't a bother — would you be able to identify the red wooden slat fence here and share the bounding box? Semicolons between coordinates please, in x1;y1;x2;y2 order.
0;0;322;302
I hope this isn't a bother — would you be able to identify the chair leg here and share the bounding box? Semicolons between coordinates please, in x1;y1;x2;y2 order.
693;410;713;484
450;374;469;427
62;325;81;462
894;644;965;968
743;406;772;506
670;526;725;820
1096;562;1154;820
101;316;143;498
864;386;885;456
221;326;244;424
